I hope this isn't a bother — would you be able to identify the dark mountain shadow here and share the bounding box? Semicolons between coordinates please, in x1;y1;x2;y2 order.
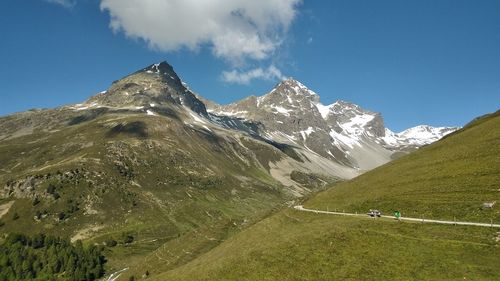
106;121;148;138
68;108;109;125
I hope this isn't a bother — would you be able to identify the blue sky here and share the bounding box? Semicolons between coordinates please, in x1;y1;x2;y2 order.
0;0;499;131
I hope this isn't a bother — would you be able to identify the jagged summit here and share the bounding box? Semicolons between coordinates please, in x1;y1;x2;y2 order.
205;76;458;170
60;61;460;172
137;61;181;82
80;61;208;116
271;78;319;100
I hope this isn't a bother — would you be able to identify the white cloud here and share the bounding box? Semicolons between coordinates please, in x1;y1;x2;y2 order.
307;37;313;44
100;0;301;64
44;0;76;8
221;65;287;84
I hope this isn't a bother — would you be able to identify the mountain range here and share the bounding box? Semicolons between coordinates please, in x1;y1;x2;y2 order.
205;77;458;172
7;61;455;180
0;61;459;223
0;61;464;280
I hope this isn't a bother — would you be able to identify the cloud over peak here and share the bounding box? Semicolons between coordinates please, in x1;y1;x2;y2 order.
44;0;76;8
100;0;301;64
221;65;287;85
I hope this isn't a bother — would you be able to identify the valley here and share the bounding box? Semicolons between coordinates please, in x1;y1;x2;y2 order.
138;108;500;281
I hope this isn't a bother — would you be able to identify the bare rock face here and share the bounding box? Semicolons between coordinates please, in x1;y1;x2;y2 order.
87;61;208;116
0;60;459;186
207;78;458;171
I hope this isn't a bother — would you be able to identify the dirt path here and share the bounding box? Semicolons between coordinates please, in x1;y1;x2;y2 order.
294;205;500;228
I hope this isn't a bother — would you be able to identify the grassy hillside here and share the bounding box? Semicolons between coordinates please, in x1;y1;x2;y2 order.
148;210;500;281
306;110;500;222
0;108;333;276
135;111;500;281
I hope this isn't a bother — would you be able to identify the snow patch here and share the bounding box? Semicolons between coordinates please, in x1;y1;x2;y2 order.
72;102;101;111
300;127;315;140
381;128;402;146
214;110;248;117
381;125;459;146
286;79;318;97
189;112;207;124
271;105;293;116
256;96;264;107
397;125;458;145
315;103;333;119
152;63;161;73
329;129;359;149
341;114;375;135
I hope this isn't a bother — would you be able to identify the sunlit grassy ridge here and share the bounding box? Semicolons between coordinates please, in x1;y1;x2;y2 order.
147;210;499;281
306;110;500;222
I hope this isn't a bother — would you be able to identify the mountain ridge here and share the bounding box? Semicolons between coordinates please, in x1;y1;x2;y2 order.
0;61;459;177
204;74;458;170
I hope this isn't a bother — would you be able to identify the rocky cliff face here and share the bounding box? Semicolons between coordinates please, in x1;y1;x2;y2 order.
207;78;458;171
84;62;208;116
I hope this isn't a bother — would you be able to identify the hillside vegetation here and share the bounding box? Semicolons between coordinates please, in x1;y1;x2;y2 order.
0;110;318;275
134;111;500;281
306;110;500;222
0;233;105;281
0;62;343;278
147;210;500;281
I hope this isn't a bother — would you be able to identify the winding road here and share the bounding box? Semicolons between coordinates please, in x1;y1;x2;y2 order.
294;205;500;228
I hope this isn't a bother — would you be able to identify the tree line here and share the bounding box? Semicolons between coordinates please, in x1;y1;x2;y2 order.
0;233;106;281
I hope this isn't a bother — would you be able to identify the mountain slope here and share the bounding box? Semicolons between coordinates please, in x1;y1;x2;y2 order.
306;110;500;222
141;110;500;281
0;62;343;274
0;61;467;280
207;78;458;171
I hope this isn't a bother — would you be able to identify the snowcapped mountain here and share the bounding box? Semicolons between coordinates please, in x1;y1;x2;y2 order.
395;125;458;145
207;78;459;171
61;64;458;174
0;61;458;186
381;126;458;148
73;62;365;181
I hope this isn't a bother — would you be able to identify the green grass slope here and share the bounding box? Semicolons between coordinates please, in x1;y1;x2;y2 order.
306;110;500;222
0;108;326;276
140;110;500;281
149;210;500;281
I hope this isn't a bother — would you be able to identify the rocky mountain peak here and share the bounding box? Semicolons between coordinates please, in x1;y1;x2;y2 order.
139;61;181;83
269;78;320;104
84;61;208;116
